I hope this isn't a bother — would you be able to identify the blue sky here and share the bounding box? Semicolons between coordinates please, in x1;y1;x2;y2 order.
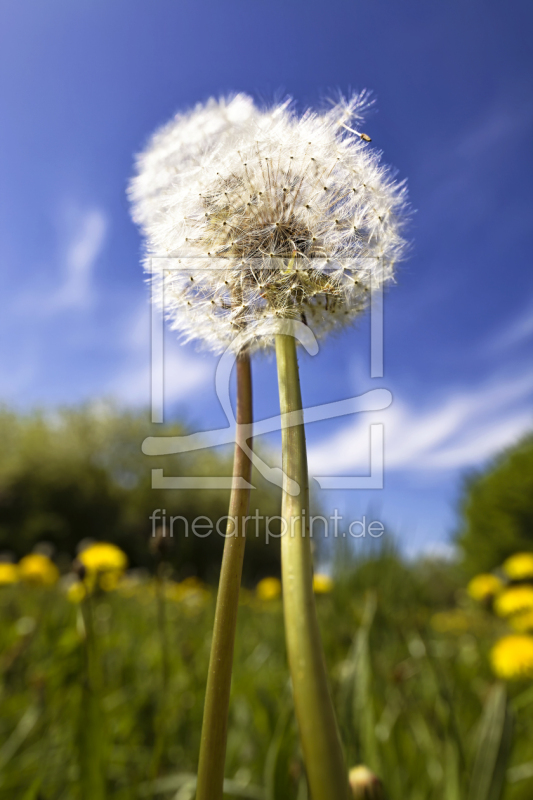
1;0;532;556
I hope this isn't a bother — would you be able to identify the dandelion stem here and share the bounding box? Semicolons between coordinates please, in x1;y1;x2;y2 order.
79;591;106;800
150;562;171;780
275;332;349;800
196;351;253;800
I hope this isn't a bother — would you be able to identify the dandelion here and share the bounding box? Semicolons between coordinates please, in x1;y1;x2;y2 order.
19;553;59;586
313;573;334;594
67;579;86;604
348;765;385;799
166;577;210;608
130;92;407;800
0;562;18;585
78;542;127;591
130;93;407;356
490;635;533;680
502;552;533;581
510;609;533;633
116;573;148;598
467;573;503;602
256;576;282;601
494;585;533;617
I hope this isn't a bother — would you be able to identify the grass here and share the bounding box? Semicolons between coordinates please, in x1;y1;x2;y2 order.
1;551;533;800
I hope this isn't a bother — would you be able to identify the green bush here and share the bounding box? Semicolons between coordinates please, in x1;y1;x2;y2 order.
0;406;282;584
457;432;533;575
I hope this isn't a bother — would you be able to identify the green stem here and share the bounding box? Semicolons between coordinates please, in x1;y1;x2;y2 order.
79;590;106;800
275;332;349;800
196;351;253;800
151;563;171;781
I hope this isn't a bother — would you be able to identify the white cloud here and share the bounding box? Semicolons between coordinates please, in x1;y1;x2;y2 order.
108;304;211;406
456;102;533;160
53;208;107;310
108;349;209;407
405;541;458;562
308;372;533;476
485;303;533;353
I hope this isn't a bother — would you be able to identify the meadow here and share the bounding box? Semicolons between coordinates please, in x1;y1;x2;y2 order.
1;549;532;800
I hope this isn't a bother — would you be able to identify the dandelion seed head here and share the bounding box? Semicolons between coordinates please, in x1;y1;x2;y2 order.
129;93;409;353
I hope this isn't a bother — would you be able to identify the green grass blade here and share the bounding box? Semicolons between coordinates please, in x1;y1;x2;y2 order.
0;705;39;772
264;706;295;800
467;682;513;800
352;592;380;773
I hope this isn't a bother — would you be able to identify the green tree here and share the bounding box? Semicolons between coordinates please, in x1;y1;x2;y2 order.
457;431;533;574
0;405;282;583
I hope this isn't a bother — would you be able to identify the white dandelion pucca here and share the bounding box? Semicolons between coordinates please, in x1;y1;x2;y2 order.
130;93;408;354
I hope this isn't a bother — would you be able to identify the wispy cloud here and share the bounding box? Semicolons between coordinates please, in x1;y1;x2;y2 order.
308;372;533;476
484;302;533;354
418;99;533;240
108;304;210;407
109;347;210;408
456;101;533;161
52;208;107;310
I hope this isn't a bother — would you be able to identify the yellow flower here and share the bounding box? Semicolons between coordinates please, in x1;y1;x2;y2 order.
494;585;533;618
313;573;334;594
78;542;127;591
510;609;533;633
491;635;533;680
467;573;503;601
348;765;385;799
19;554;59;586
502;552;533;581
166;577;209;608
79;542;127;572
256;577;282;601
67;580;86;604
116;574;146;597
431;610;470;634
0;563;19;585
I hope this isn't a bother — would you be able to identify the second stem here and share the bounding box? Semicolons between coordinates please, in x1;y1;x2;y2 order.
275;332;349;800
196;351;253;800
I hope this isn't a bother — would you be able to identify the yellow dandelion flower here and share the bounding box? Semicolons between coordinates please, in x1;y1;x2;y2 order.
467;573;503;601
348;765;385;799
165;581;182;603
166;577;209;608
0;563;19;585
256;577;282;601
79;542;127;572
510;609;533;633
78;542;127;591
431;610;470;634
491;635;533;680
502;552;533;581
67;580;86;604
313;573;334;594
494;585;533;617
19;554;59;586
116;574;146;597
